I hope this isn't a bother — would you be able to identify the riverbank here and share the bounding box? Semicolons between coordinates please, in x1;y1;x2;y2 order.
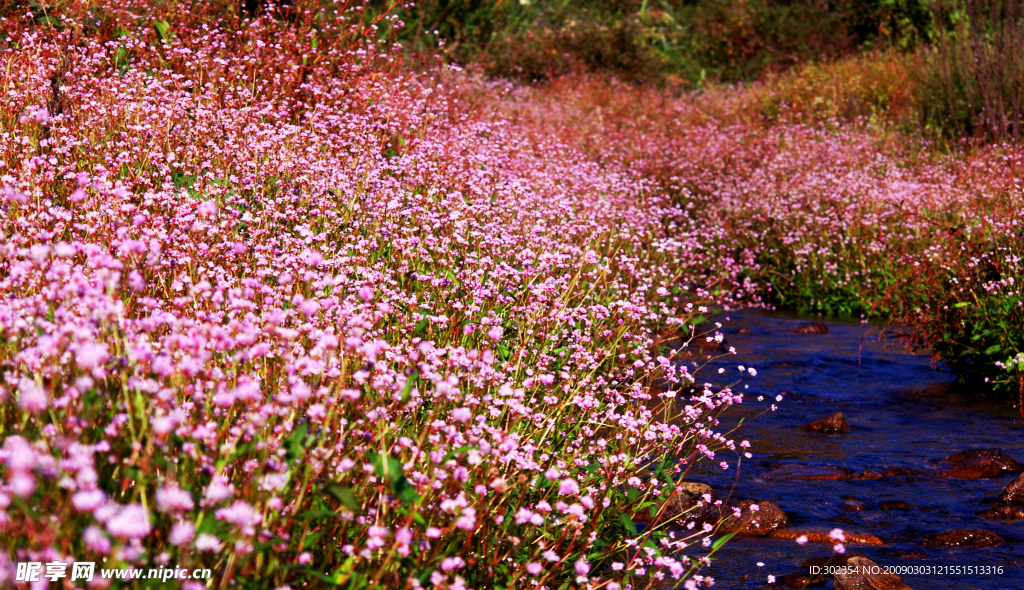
490;72;1024;401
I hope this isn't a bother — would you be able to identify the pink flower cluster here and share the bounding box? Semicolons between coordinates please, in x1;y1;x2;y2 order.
0;4;751;588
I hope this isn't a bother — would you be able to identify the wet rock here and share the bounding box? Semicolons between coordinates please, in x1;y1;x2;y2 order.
1001;472;1024;503
790;322;830;334
944;461;1016;479
804;412;850;433
771;529;884;546
850;470;884;481
719;499;789;535
802;553;865;569
834;555;913;590
899;551;926;559
842;531;886;545
921;529;1004;548
879;501;914;511
941;449;1022;479
841;501;865;512
766;464;851;480
880;467;913;477
975;504;1024;520
736;327;755;334
781;572;828;588
944;449;1022;468
660;482;720;524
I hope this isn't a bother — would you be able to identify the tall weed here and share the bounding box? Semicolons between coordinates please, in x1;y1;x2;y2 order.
917;0;1024;141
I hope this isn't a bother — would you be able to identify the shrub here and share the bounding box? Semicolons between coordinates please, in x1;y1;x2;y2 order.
916;0;1024;142
712;50;919;127
398;0;932;86
479;13;664;83
887;209;1024;399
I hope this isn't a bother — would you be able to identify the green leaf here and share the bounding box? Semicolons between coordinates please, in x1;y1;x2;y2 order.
392;476;420;505
369;452;403;482
299;509;348;520
400;371;418;403
301;530;324;550
954;302;970;308
620;513;638;536
325;484;360;513
442;445;474;463
285;422;310;463
655;462;675;492
984;344;1002;355
153;20;171;42
328;555;357;585
711;531;738;551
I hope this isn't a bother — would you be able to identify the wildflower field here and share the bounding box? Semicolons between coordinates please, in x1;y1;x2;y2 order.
1;1;1023;589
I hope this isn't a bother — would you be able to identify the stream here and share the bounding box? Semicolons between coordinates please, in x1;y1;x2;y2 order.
684;310;1024;589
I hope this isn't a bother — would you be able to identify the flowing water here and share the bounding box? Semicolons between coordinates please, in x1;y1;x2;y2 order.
683;310;1024;589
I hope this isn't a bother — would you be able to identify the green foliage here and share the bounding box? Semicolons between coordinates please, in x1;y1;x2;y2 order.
847;0;933;49
888;217;1024;397
393;0;934;84
914;0;1024;142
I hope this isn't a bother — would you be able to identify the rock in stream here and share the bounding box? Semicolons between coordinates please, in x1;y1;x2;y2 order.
789;322;830;334
941;449;1023;479
1001;472;1024;503
921;529;1004;548
804;411;850;433
718;499;789;535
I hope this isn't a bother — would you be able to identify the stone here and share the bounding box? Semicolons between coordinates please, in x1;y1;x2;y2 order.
942;449;1022;479
841;501;865;512
736;327;755;334
944;461;1017;479
879;501;914;511
850;470;884;480
877;466;933;481
899;551;926;559
804;412;850;433
781;572;828;588
1001;472;1024;503
975;504;1024;520
771;529;884;546
659;482;720;524
944;449;1022;468
790;322;830;334
718;499;789;535
802;553;865;569
921;529;1004;548
766;464;851;480
833;556;914;590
